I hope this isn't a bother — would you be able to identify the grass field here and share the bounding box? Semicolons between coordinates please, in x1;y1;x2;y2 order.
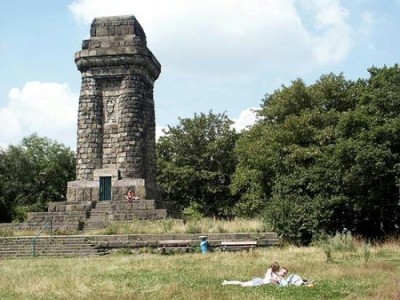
1;241;399;299
0;218;271;237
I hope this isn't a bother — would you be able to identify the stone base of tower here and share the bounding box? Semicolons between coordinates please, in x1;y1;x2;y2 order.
66;168;160;203
23;168;175;232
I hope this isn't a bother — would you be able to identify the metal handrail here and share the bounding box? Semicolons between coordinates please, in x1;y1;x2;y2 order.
32;221;53;257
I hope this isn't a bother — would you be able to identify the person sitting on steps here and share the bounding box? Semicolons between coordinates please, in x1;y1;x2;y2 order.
125;189;141;203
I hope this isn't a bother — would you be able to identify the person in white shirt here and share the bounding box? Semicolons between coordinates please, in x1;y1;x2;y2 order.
222;262;281;287
277;267;313;287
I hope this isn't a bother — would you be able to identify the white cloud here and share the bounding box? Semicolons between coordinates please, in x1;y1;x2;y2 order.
0;108;23;148
69;0;353;76
231;107;258;132
156;125;167;141
0;81;78;149
361;10;376;26
301;0;352;65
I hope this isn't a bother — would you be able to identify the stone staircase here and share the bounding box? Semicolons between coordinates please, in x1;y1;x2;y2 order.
81;199;168;231
0;236;108;257
0;232;279;257
83;201;112;230
25;201;92;232
7;198;171;233
111;200;168;221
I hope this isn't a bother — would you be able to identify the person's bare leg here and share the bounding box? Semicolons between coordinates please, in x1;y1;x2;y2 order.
222;280;244;285
240;281;255;287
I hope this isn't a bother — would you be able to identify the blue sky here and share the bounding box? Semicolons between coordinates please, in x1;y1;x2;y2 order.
1;0;400;149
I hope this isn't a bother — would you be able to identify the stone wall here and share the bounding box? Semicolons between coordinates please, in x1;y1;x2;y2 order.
74;15;161;186
76;77;103;180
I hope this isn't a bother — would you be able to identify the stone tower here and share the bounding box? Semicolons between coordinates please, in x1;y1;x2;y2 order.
69;15;161;202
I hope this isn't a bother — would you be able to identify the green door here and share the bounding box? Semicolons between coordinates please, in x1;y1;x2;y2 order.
99;177;112;201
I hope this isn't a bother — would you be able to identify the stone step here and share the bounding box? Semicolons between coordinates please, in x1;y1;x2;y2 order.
87;214;109;219
0;244;95;250
0;233;279;256
92;208;112;212
0;243;94;249
0;240;89;245
0;242;94;246
90;210;111;214
95;202;112;206
111;200;161;210
112;209;168;220
82;222;108;230
0;251;33;256
0;236;106;257
6;251;101;257
92;205;111;209
94;202;112;208
94;206;112;210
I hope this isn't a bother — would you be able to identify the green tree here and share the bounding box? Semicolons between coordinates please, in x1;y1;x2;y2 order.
233;69;400;244
157;111;239;218
0;134;75;222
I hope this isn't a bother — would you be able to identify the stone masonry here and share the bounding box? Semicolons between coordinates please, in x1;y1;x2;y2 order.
69;15;161;202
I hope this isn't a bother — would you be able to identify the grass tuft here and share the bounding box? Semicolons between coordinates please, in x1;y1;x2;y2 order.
87;218;270;235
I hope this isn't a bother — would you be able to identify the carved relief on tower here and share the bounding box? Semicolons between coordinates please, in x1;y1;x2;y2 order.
105;96;117;124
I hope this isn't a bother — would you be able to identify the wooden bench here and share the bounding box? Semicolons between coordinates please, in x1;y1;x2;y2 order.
220;241;257;251
157;240;192;253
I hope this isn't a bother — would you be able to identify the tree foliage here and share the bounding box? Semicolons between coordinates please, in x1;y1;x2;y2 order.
0;134;75;222
156;111;239;218
233;66;400;244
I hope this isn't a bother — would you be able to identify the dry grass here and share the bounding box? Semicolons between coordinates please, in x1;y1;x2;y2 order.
0;243;399;299
87;218;271;235
0;228;38;237
0;218;270;237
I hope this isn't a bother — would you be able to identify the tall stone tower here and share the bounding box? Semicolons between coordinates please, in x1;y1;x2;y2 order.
68;15;161;202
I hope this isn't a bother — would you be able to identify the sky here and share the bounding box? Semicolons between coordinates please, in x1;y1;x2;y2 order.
1;0;400;150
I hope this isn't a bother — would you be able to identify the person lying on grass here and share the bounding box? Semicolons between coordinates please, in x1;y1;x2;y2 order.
222;264;314;287
274;267;314;287
222;261;281;287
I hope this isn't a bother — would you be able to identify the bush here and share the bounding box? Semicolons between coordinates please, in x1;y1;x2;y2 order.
314;231;356;263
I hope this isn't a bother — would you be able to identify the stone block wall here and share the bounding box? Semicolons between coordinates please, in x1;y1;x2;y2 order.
66;176;156;203
67;181;99;202
87;16;147;48
76;77;103;180
74;15;161;187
